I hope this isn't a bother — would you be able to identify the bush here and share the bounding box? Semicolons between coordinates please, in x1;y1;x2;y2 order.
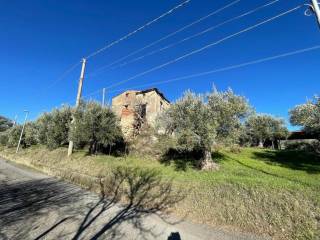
284;140;320;154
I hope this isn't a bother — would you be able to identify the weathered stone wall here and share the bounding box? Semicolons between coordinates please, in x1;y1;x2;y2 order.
111;89;170;137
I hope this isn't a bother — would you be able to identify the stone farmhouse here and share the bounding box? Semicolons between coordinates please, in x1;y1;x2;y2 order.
111;88;170;137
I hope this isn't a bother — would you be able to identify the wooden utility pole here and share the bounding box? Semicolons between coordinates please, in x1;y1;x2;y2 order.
16;110;29;153
102;88;106;106
68;58;87;156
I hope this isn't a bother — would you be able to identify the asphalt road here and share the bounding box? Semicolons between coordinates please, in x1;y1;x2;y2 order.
0;158;265;240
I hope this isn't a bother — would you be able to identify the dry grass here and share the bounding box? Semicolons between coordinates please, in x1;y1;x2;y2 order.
0;145;319;240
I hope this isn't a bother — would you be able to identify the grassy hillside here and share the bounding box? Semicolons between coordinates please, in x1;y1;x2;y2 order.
0;146;319;239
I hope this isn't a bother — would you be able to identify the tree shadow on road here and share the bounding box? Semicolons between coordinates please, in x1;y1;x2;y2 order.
72;166;185;240
0;167;184;239
0;178;83;239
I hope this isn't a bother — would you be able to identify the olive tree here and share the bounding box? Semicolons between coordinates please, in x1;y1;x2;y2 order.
7;125;23;148
207;88;251;145
159;89;251;170
289;97;320;139
245;114;288;148
36;106;72;149
69;101;123;154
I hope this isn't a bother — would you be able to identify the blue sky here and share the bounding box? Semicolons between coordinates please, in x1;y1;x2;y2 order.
1;0;319;129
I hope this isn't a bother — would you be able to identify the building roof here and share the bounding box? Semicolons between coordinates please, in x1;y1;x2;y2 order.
136;88;170;103
113;88;170;103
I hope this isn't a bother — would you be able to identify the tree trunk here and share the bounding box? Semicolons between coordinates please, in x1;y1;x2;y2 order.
271;140;275;149
108;145;112;155
198;150;219;171
258;139;264;148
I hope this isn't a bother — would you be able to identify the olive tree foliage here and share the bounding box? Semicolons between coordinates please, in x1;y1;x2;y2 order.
0;131;9;146
289;97;320;139
36;106;72;149
207;89;251;145
0;121;39;148
245;114;288;148
6;125;23;148
158;89;251;170
69;101;123;154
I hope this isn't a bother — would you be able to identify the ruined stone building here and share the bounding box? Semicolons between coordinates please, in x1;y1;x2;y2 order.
111;88;170;137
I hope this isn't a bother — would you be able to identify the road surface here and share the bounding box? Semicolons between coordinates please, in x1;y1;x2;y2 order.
0;158;265;240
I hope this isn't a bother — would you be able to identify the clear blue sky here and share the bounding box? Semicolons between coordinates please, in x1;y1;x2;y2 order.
1;0;319;129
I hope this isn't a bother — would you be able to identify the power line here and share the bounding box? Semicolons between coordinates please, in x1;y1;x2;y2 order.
45;44;320;111
105;45;320;93
85;0;191;60
110;0;281;70
88;0;241;77
104;5;303;90
42;61;81;91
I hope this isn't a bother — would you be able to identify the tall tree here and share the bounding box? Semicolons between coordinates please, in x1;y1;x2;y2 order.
159;89;251;170
69;101;123;154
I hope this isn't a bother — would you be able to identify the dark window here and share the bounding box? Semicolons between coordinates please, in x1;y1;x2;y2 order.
141;104;147;118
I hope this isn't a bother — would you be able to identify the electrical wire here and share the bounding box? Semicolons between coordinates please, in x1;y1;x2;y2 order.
104;5;303;90
88;0;241;76
110;0;281;70
43;61;81;91
105;45;320;94
85;0;191;60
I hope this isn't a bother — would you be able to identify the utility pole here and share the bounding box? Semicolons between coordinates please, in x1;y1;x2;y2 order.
16;110;29;154
68;58;87;156
102;88;106;106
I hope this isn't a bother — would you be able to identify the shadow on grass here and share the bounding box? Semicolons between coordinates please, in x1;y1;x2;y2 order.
252;149;320;174
0;166;184;239
160;148;225;171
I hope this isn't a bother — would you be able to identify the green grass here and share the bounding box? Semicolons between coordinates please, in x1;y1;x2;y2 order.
1;146;319;239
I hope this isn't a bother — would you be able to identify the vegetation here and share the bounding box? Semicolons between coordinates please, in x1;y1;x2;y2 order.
290;96;320;139
158;89;250;170
1;145;319;240
1;91;319;239
243;114;289;148
0;115;13;132
69;101;123;154
0;102;123;155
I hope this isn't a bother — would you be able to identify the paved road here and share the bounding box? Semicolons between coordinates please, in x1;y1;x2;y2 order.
0;158;264;240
